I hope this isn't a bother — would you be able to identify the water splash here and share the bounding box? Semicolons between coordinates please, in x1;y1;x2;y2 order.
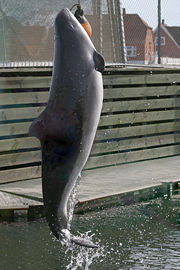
67;173;81;230
65;231;105;270
53;172;105;269
51;227;105;269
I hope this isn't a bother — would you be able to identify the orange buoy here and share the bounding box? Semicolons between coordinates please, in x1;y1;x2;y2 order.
80;21;92;38
74;5;92;38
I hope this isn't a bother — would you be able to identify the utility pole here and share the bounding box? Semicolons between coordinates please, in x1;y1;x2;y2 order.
157;0;161;64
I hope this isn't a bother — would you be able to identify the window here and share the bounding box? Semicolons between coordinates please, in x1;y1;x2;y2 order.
155;36;166;46
126;46;137;57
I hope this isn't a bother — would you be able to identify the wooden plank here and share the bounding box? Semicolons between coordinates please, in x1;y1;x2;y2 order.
1;144;180;183
1;132;178;155
0;122;31;137
1;133;179;163
95;122;177;141
103;73;180;86
0;166;41;184
1;110;171;146
0;137;40;152
104;85;180;99
105;67;180;73
102;98;180;113
0;110;178;137
1;97;179;122
0;76;51;89
0;85;179;106
0;92;48;105
0;151;41;168
1;72;179;91
0;192;42;208
0;120;177;141
1;66;180;74
99;110;179;127
0;67;52;74
85;145;180;169
91;134;180;155
0;106;45;121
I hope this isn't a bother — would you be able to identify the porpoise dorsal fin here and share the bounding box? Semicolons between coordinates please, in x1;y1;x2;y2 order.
93;50;105;73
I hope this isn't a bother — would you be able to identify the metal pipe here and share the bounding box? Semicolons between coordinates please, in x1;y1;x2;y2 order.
116;0;127;63
107;0;116;62
158;0;161;64
97;0;103;54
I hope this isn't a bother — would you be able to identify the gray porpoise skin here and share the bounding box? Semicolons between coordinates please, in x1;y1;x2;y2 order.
29;8;104;248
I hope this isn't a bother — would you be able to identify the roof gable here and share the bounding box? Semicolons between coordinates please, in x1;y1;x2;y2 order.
124;13;152;43
166;26;180;47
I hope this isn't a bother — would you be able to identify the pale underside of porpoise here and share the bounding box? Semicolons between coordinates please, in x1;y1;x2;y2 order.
29;8;105;248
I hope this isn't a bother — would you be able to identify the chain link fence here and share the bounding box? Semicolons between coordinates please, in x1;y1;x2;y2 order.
0;0;179;67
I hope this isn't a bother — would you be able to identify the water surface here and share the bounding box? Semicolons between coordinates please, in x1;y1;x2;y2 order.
0;199;179;269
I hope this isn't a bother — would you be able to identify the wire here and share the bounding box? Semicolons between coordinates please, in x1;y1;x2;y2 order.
70;1;81;11
70;4;81;11
70;4;78;11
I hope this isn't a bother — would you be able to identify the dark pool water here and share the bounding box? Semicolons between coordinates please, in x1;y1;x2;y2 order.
0;199;180;270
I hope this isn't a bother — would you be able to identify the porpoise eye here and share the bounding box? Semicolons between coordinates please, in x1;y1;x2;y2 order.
68;23;75;30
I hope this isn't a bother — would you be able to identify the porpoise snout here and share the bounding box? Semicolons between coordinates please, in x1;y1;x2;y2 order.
55;8;74;27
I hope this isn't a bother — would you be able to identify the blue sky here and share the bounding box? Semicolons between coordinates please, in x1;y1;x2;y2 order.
122;0;180;29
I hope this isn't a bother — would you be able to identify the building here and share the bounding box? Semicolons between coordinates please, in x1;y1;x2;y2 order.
123;8;155;65
154;20;180;65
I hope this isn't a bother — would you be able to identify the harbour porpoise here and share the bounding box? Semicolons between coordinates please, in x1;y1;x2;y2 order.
29;8;104;248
